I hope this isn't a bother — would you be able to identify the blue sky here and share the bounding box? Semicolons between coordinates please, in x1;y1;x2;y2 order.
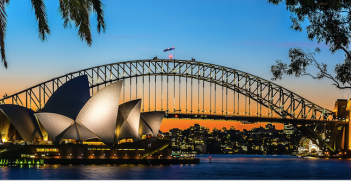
0;0;347;110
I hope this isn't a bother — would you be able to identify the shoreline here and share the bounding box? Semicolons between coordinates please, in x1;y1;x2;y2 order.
0;158;200;166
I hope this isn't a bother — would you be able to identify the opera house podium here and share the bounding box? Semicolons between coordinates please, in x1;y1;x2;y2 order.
0;75;199;165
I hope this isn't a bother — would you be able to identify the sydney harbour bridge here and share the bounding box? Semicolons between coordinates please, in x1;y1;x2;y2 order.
0;59;349;153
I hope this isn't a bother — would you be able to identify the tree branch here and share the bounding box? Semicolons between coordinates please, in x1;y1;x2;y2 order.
338;45;351;59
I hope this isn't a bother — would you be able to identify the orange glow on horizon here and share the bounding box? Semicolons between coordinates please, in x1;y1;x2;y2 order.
159;119;284;132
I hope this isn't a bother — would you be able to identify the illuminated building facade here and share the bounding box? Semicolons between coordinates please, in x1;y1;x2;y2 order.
0;75;164;145
0;105;42;143
0;75;177;163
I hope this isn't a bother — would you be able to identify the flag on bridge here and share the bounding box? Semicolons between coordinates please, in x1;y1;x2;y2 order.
163;46;175;52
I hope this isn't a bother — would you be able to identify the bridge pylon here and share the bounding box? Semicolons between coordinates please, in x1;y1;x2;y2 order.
332;99;351;152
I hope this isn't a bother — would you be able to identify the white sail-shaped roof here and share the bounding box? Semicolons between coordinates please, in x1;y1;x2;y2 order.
139;118;152;138
42;75;90;120
76;80;123;145
60;124;79;140
116;99;141;142
140;111;164;137
35;112;74;143
0;105;42;142
38;121;99;142
76;123;98;140
0;112;11;142
58;123;99;141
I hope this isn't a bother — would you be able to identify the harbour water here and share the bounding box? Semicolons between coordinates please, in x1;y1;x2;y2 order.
1;154;351;180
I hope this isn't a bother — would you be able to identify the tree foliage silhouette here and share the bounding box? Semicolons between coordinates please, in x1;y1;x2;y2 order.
268;0;351;89
0;0;106;69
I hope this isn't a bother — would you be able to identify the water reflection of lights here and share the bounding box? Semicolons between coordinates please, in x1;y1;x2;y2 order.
305;156;318;159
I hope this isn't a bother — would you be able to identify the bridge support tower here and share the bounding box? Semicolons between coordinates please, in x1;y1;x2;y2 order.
332;99;351;153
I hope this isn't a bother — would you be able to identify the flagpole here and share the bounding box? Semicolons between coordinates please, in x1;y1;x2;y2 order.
174;46;175;60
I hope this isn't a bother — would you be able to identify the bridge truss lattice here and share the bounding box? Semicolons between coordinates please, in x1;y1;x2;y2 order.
0;59;334;122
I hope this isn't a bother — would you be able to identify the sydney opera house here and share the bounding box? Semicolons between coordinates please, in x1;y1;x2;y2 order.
0;75;177;164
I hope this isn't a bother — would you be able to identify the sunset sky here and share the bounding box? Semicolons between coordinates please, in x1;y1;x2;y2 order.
0;1;347;132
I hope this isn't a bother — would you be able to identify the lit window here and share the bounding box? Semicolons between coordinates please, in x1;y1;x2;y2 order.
36;148;58;152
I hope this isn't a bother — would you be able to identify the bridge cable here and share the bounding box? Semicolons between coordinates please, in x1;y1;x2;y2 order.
198;72;200;115
173;74;176;113
136;64;138;101
215;70;216;114
154;64;157;111
123;64;125;103
161;74;163;111
237;75;239;116
222;70;224;116
202;73;205;114
186;63;188;114
210;67;212;115
149;67;150;111
225;72;228;116
179;73;181;113
130;65;132;101
143;66;145;111
167;75;168;113
233;72;235;116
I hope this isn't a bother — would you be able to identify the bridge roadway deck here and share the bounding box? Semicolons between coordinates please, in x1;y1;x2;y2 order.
164;113;348;125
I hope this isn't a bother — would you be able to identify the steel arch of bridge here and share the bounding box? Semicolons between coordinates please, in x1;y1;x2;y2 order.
0;59;334;121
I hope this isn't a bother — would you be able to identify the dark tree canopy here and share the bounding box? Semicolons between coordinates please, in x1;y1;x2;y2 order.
268;0;351;89
0;0;106;69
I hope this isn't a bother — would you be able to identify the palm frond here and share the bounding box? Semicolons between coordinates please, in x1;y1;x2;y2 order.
59;0;92;46
31;0;50;41
89;0;106;33
0;0;9;69
59;0;71;28
77;0;92;46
